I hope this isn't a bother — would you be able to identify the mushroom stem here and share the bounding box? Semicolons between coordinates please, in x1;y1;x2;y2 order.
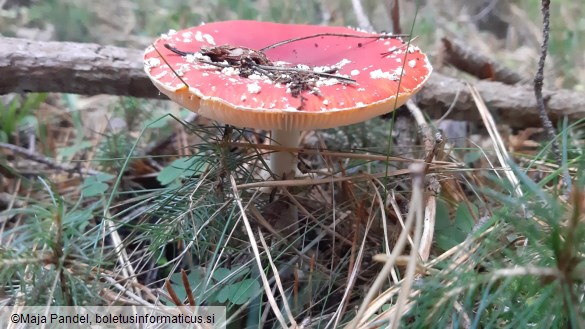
269;129;300;242
269;129;300;179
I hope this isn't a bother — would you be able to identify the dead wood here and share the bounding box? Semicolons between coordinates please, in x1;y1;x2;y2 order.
416;74;585;128
0;36;160;99
1;36;584;129
441;37;526;85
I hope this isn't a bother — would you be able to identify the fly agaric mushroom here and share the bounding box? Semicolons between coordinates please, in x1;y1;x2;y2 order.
144;20;432;179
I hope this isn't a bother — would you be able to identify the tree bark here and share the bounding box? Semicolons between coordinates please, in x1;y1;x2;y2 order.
1;36;583;129
0;36;160;99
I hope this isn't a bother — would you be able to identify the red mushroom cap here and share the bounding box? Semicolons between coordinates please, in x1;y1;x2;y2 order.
144;20;432;130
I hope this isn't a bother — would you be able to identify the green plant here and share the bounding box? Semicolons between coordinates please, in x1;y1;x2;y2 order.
0;93;47;142
401;164;585;328
28;0;97;42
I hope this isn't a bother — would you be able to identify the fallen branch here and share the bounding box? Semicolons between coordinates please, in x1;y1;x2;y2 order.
0;142;106;176
417;75;585;128
0;36;159;99
1;37;584;129
441;38;526;84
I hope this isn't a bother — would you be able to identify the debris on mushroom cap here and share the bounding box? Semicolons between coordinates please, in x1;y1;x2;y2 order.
144;20;432;130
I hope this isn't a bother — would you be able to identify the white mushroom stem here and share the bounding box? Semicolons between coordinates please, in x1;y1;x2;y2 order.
269;129;300;240
269;129;300;179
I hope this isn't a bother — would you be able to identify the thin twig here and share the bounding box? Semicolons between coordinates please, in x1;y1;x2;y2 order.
228;141;459;166
0;142;105;176
436;86;462;124
260;32;409;52
534;0;571;190
154;43;189;88
164;44;357;84
254;64;357;83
